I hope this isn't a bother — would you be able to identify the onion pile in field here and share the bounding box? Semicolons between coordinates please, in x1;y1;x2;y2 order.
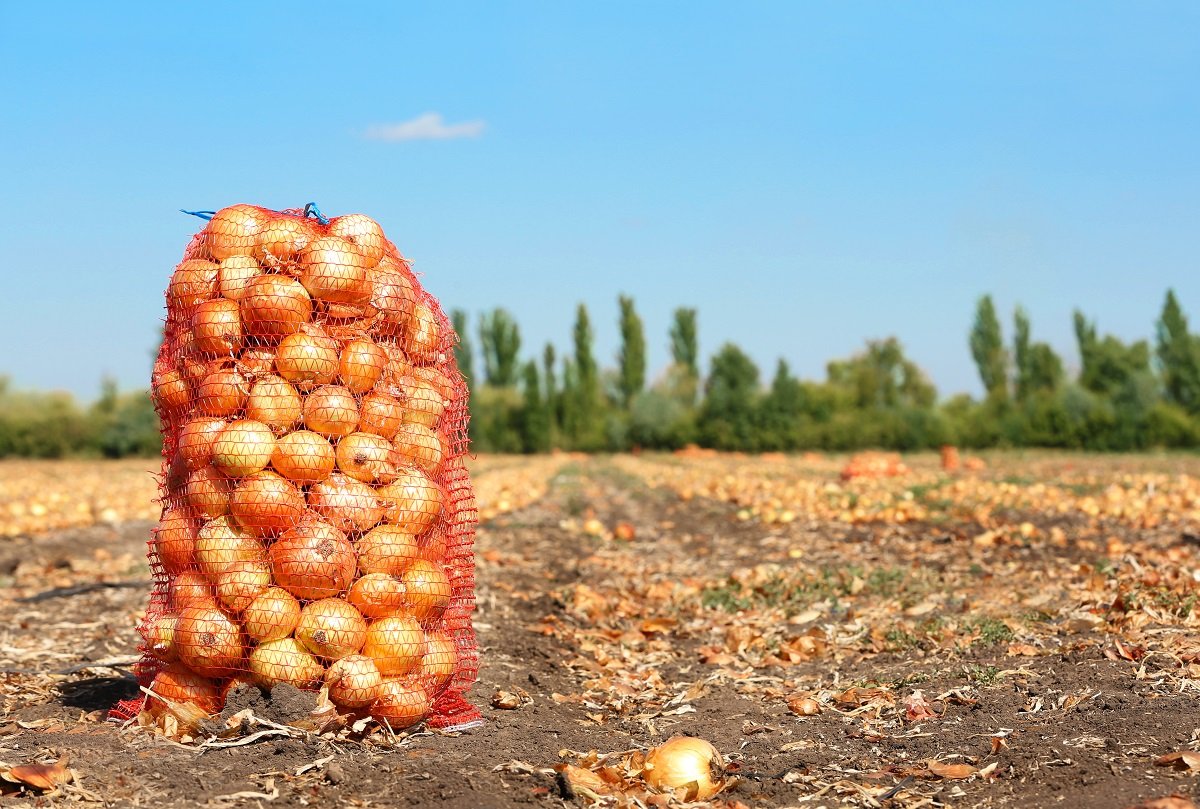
123;204;479;734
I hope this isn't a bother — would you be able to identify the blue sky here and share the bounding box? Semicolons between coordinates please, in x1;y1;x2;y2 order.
2;2;1197;400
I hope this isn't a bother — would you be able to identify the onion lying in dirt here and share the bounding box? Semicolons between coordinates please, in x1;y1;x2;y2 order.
370;677;429;729
242;587;301;643
271;430;336;483
269;519;357;599
229;470;306;536
643;737;727;800
149;663;220;713
296;598;368;659
376;469;443;533
192;298;243;355
303;385;360;438
356;524;420;576
402;559;452;623
308;472;382;533
363;615;425;677
211;419;276;478
249;637;324;689
276;329;339;387
175;605;245;678
240;274;313;339
206;204;269;260
215;559;272;613
246;376;302;432
336;432;397;484
195;515;266;579
348;572;407;618
325;654;384;709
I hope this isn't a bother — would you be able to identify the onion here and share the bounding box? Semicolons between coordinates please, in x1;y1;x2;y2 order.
325;654;383;709
192;298;243;355
230;470;306;536
364;615;426;677
405;300;442;365
176;417;227;470
195;515;266;579
348;572;407;619
298;236;370;304
418;527;449;563
240;274;313;339
358;390;405;440
249;637;324;689
269;519;357;599
242;587;301;643
303;385;360;438
396;373;445;428
643;737;726;800
336;432;397;484
246;375;302;432
369;255;416;336
149;663;220;713
308;472;383;533
392;422;444;475
185;465;232;520
371;677;430;729
142;613;180;662
206;204;269;260
154;506;197;574
218;255;262;301
377;469;443;534
258;214;316;262
412;365;457;404
168;570;215;611
421;631;457;694
152;368;192;415
167;259;219;315
296;598;368;659
271;430;335;483
237;346;277;377
328;213;387;268
196;367;249;417
276;330;339;387
401;559;452;624
212;419;276;478
337;338;387;395
215;559;272;613
356;524;421;576
175;605;245;678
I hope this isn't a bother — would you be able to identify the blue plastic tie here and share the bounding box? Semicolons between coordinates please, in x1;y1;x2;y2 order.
302;202;330;225
180;209;215;220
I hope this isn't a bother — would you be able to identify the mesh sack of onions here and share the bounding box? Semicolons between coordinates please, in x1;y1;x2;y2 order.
113;203;480;734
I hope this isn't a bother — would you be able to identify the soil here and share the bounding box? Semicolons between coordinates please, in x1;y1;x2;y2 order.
0;457;1197;808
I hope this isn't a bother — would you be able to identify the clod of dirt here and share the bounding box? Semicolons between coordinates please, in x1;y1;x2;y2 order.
213;682;320;728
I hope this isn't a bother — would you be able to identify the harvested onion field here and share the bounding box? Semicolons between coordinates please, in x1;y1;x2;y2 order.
1;453;1199;808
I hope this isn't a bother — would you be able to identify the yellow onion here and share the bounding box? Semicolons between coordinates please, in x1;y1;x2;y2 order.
206;204;269;260
196;367;249;417
421;631;458;694
217;255;262;301
271;429;335;483
356;524;421;576
149;663;220;713
325;654;383;709
643;737;726;800
358;390;405;440
377;469;443;533
405;300;442;364
175;605;245;678
177;417;229;470
211;419;276;478
237;346;277;377
369;255;416;336
167;259;219;315
339;338;387;394
249;637;324;689
195;515;266;579
269;519;357;599
185;465;232;520
328;213;387;268
152;367;192;415
308;473;383;533
303;385;360;438
298;236;370;304
336;432;397;483
215;559;272;613
402;559;452;624
258;214;316;261
392;422;444;475
276;329;339;387
142;613;180;662
246;375;302;432
240;274;313;339
242;587;301;643
348;572;407;618
370;677;429;729
154;506;197;574
296;598;368;659
412;365;457;404
192;298;243;355
363;615;425;677
168;570;216;611
396;373;446;428
229;470;306;536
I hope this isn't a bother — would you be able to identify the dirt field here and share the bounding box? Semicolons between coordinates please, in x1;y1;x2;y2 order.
1;453;1199;808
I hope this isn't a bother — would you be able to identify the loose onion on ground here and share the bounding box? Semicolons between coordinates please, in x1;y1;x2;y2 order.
249;638;324;689
325;654;383;708
269;519;357;599
296;598;368;659
643;737;727;801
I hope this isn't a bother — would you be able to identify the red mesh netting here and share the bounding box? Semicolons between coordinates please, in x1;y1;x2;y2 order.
111;204;480;733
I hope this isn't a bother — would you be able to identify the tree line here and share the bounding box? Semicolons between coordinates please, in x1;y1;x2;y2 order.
3;290;1199;458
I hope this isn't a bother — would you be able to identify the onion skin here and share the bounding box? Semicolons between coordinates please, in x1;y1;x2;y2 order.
242;587;301;643
401;559;452;624
229;471;306;537
276;330;339;387
303;385;360;438
377;469;443;534
299;236;370;304
249;638;325;689
246;376;302;432
192;298;243;355
149;663;220;713
207;204;269;260
269;519;357;600
237;346;277;378
212;419;276;478
348;572;407;618
271;430;336;484
356;524;421;576
336;432;397;484
643;737;726;800
370;677;430;729
363;615;426;677
339;338;387;395
296;598;368;660
325;654;384;709
308;472;383;533
240;274;313;339
175;605;245;678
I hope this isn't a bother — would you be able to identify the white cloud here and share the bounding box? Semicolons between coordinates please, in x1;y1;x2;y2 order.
364;113;486;142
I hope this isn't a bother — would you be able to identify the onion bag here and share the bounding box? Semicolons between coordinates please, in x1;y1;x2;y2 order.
113;204;480;732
